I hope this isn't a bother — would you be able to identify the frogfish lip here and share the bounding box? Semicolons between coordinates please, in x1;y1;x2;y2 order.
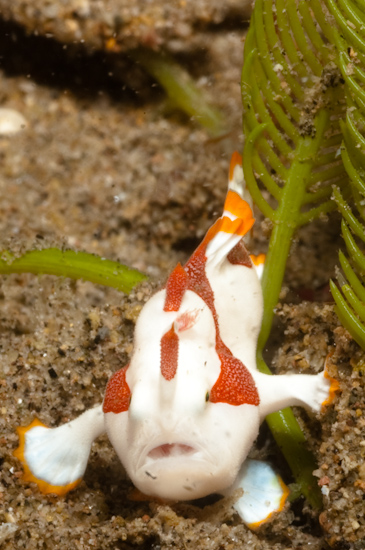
147;443;196;460
133;441;221;501
136;440;207;472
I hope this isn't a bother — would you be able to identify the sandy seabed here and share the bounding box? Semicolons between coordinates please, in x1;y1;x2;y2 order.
0;1;364;548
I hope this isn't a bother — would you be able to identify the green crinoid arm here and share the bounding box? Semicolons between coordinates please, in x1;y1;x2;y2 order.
327;0;365;350
0;248;147;293
242;0;348;508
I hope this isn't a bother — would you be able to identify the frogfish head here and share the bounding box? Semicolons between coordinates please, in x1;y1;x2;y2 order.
103;289;261;501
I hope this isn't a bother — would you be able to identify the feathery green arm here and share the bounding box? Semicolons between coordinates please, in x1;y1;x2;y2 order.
306;165;347;191
330;280;365;349
241;0;348;508
335;266;365;320
339;251;365;304
298;196;346;226
341;145;365;196
342;220;365;272
242;125;276;220
333;187;365;241
327;0;365;352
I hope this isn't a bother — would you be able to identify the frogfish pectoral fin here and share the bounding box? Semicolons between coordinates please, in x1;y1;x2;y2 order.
13;405;105;496
221;459;289;528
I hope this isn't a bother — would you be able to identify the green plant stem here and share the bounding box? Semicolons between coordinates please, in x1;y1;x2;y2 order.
258;108;330;352
130;49;226;137
267;406;323;507
0;248;147;293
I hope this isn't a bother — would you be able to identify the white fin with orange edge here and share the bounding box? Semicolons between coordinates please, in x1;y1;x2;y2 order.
322;353;340;409
221;459;289;528
205;152;255;265
254;367;339;420
13;405;105;495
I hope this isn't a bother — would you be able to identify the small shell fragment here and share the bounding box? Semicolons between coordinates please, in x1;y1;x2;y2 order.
0;108;28;135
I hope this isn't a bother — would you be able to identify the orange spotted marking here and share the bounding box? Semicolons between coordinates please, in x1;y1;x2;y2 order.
103;365;131;414
164;262;188;312
160;324;179;381
13;418;81;496
184;238;259;406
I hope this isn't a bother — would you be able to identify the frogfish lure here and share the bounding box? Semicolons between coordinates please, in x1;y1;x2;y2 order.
14;152;338;529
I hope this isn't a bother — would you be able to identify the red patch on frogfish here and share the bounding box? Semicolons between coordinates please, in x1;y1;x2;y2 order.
164;262;188;312
160;325;179;381
103;365;131;413
184;236;259;407
227;241;252;267
210;353;259;405
104;179;258;407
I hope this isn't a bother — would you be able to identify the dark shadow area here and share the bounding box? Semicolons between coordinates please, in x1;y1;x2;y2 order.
172;235;201;255
0;18;162;104
0;16;249;108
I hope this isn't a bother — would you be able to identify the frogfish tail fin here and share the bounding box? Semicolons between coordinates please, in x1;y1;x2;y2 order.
204;152;255;265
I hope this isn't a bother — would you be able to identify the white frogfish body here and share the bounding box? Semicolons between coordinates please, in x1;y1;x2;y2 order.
14;152;338;528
